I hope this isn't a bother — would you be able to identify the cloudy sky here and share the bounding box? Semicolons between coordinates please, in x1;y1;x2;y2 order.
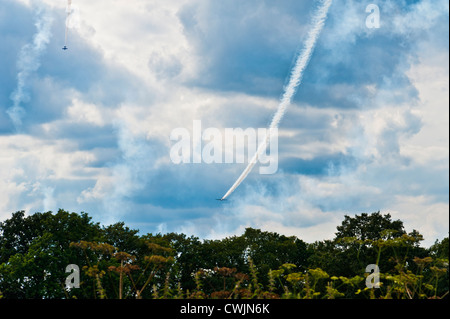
0;0;448;246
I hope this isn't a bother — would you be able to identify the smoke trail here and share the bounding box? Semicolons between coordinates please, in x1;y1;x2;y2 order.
64;0;72;49
221;0;332;200
6;6;53;130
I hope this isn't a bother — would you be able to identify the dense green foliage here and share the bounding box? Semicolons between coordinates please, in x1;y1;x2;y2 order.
0;210;448;299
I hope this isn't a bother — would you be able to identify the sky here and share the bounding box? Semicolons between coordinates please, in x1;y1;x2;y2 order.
0;0;448;247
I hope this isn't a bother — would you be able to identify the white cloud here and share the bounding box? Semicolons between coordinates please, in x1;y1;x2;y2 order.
66;98;106;126
58;0;193;85
0;0;448;248
390;195;449;247
401;49;449;167
0;133;103;217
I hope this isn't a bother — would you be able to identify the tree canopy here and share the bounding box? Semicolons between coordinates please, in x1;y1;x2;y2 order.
0;209;448;299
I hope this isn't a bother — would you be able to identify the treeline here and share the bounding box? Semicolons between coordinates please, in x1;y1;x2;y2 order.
0;209;448;299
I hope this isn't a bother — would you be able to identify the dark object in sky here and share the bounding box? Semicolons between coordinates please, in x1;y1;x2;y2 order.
62;46;68;50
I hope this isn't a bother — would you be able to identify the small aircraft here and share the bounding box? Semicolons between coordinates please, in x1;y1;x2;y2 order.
62;46;68;50
216;198;227;201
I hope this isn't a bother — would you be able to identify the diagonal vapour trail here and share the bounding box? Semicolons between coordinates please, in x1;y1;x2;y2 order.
221;0;333;200
6;6;53;130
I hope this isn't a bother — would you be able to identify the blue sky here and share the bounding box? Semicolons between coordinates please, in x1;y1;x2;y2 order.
0;0;448;246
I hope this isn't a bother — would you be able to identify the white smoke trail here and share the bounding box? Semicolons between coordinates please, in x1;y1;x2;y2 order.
64;0;72;48
6;6;53;130
221;0;332;200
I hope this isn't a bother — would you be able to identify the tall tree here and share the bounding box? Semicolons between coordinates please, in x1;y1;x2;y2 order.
309;212;427;278
0;209;103;298
335;211;405;240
